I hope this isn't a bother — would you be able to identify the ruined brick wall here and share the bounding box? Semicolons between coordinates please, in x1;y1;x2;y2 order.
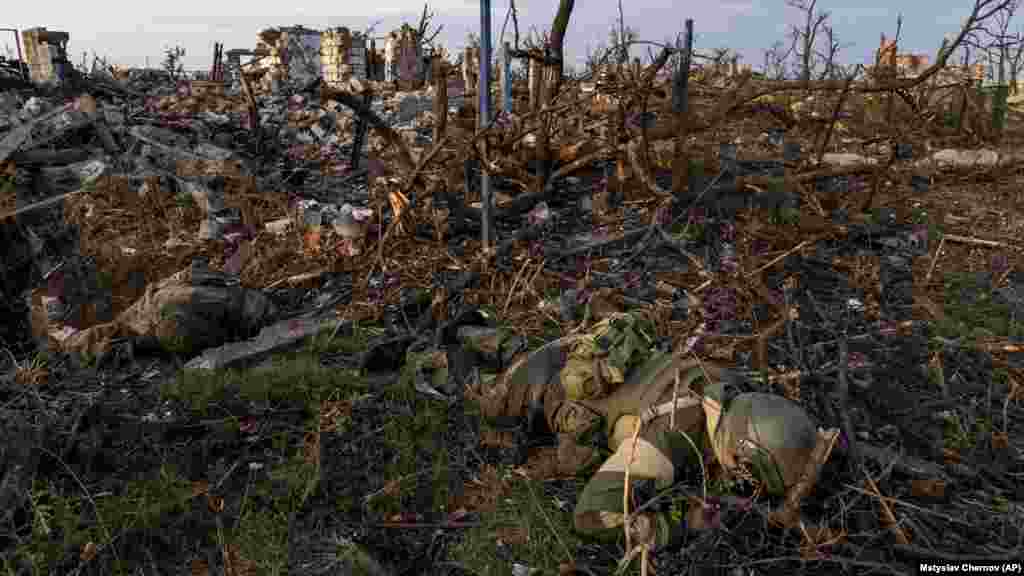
322;28;367;88
282;28;322;87
21;28;57;86
322;28;351;89
396;28;423;89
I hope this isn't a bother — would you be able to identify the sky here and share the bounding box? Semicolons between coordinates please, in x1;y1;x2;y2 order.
0;0;992;73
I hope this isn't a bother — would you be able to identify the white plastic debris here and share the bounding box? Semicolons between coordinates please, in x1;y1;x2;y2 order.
820;153;878;167
925;148;1000;168
76;160;109;186
22;97;47;118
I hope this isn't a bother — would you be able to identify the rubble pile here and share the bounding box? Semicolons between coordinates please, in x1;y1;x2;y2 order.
1;3;1024;574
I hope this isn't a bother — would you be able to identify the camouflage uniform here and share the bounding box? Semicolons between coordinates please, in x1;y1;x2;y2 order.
478;311;836;549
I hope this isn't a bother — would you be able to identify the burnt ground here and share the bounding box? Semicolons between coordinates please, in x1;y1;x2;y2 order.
3;169;1024;575
2;89;1024;575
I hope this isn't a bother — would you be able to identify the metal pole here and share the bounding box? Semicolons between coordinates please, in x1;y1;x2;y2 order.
501;41;513;114
479;0;494;248
671;19;694;197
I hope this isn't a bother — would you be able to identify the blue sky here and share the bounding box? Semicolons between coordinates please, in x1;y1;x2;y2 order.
2;1;987;72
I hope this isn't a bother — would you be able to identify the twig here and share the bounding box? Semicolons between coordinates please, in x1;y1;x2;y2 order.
502;257;533;317
924;234;946;284
815;68;860;165
622;416;643;563
864;463;911;545
746;240;810;277
400;130;453;196
942;233;1008;248
1;188;85;221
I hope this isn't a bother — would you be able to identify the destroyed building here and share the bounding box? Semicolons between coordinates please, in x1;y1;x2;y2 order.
20;27;71;87
874;34;985;85
242;24;426;93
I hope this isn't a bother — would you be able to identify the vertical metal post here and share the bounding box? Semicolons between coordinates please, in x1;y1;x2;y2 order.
479;0;494;248
501;41;513;114
671;19;694;197
369;38;376;80
674;20;693;113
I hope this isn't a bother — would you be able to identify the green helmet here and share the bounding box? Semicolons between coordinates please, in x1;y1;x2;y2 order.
705;388;818;496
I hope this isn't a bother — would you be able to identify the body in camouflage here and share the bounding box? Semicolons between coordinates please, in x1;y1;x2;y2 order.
478;311;839;549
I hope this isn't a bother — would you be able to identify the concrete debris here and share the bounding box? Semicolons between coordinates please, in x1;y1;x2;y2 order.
0;15;1020;371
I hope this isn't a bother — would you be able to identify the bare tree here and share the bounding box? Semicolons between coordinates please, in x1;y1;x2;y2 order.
1009;26;1024;92
754;0;1019;94
762;39;796;79
608;24;639;66
787;0;831;83
815;24;854;80
964;0;1021;86
162;45;186;82
416;3;445;48
548;0;576;84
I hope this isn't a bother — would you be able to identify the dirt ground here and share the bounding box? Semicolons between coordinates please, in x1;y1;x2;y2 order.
3;44;1024;576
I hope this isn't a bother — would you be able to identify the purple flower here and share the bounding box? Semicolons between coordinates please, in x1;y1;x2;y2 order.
910;225;928;247
993;253;1010;276
574;257;590;278
656;206;672;227
46;269;66;299
752;239;772;256
689;207;706;224
528;241;545;260
528;202;551;228
576;288;594;305
702;499;722;529
848;351;868;368
624;271;641;290
720;222;737;243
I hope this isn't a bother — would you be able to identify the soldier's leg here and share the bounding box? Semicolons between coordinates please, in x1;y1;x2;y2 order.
573;417;685;549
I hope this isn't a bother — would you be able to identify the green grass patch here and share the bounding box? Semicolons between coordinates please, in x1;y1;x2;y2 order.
162;351;367;415
941;411;994;452
359;361;465;519
303;323;382;356
449;468;584;576
10;464;194;575
935;271;1024;342
161;351;353;572
231;449;319;575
